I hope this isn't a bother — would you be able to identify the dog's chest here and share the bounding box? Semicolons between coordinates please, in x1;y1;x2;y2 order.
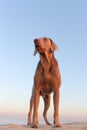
41;72;52;94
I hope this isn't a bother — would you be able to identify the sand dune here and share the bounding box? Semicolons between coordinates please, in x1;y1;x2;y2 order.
0;122;87;130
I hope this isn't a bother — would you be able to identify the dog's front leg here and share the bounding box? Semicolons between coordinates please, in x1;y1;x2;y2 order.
28;95;34;125
53;90;61;127
32;90;40;128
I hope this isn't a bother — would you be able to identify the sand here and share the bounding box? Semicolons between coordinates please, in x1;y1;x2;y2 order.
0;122;87;130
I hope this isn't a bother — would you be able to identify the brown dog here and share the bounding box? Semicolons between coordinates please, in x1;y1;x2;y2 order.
28;37;61;128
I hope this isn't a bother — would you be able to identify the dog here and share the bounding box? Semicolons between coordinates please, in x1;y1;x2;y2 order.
28;37;61;128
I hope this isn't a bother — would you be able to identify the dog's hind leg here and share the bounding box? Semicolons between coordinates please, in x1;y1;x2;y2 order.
27;89;34;125
43;95;51;125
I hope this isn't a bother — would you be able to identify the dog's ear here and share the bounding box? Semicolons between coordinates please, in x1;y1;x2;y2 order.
50;39;58;51
33;48;37;56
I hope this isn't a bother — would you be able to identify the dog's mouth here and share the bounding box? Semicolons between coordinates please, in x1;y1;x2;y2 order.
35;44;45;53
35;45;41;50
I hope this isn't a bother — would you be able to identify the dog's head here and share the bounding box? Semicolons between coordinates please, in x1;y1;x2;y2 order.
33;37;58;56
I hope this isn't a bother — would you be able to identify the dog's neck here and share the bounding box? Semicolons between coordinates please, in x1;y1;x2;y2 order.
40;52;54;73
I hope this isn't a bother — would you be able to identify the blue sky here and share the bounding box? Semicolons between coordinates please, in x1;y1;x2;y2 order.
0;0;87;124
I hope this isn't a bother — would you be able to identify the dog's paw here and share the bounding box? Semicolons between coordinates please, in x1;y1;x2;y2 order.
27;123;32;126
46;121;52;125
27;117;32;126
31;124;38;128
27;121;32;126
54;123;61;127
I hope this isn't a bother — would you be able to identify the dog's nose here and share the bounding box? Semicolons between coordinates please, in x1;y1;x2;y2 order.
34;39;38;43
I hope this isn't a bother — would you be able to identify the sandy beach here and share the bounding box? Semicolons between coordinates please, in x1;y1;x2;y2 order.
0;122;87;130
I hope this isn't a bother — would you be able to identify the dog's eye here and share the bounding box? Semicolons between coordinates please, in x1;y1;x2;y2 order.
43;37;47;41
